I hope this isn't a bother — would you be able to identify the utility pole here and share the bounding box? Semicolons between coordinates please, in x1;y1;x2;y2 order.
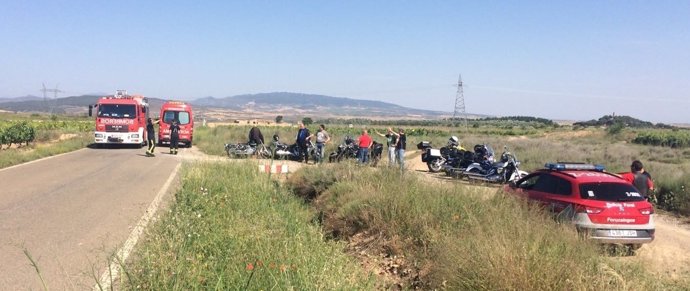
40;83;64;113
453;74;468;130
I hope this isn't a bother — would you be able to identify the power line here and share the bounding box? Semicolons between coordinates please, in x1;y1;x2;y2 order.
40;83;64;113
453;74;468;130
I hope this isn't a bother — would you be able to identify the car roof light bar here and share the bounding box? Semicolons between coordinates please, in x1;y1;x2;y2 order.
544;163;605;171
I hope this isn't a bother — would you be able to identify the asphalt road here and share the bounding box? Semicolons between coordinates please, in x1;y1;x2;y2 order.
0;147;182;290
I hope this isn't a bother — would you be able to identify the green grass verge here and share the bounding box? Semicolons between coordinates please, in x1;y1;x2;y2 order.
0;133;91;169
123;161;375;290
286;163;689;290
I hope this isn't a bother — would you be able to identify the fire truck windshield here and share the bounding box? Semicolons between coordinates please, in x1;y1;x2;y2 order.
163;111;190;125
98;104;137;118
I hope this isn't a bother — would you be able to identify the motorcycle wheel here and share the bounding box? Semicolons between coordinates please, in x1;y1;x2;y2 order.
259;148;272;159
427;160;443;172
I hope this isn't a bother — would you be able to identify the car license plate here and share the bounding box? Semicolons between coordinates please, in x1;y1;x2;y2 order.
609;230;637;237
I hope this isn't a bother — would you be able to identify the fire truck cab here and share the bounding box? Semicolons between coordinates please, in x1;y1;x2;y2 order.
158;101;194;147
90;90;149;146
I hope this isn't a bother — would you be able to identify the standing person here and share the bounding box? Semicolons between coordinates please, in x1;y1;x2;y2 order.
619;160;653;199
169;119;180;155
357;129;373;164
314;124;331;163
248;126;264;145
393;128;407;170
374;127;397;167
145;118;159;157
640;165;655;192
295;122;311;163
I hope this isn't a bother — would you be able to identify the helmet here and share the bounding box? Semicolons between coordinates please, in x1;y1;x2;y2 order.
448;136;459;146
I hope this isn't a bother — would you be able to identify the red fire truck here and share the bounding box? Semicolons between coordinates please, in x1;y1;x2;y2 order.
158;101;194;147
89;90;149;146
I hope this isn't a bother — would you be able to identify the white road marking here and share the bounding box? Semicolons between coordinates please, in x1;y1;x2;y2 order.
94;162;181;290
0;148;87;172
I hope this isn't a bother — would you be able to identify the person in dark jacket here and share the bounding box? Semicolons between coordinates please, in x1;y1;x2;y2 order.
295;122;311;163
392;128;406;169
619;160;653;199
145;118;159;156
248;126;264;145
169;119;180;155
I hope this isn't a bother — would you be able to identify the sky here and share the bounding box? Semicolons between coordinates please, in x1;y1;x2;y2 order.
1;1;688;123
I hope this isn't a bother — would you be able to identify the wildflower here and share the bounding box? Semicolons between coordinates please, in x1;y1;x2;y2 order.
269;262;276;269
246;263;254;271
256;260;264;267
280;264;287;273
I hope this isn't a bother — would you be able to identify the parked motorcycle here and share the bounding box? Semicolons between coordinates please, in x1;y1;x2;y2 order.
441;148;476;176
225;141;272;158
271;135;317;161
370;141;384;166
417;141;445;172
443;144;494;177
329;136;359;162
418;140;470;172
462;146;527;184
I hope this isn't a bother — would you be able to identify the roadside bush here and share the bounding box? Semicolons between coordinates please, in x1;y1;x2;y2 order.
0;121;35;148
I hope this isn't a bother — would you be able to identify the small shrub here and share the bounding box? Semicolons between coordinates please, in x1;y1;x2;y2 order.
607;122;625;135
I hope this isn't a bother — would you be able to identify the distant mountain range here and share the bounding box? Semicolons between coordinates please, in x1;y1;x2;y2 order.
0;95;42;103
0;92;460;119
193;92;453;117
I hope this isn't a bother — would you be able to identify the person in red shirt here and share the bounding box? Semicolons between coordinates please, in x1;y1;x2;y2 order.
357;129;373;164
619;160;654;199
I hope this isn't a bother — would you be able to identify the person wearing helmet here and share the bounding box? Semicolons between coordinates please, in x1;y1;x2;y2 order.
448;136;466;151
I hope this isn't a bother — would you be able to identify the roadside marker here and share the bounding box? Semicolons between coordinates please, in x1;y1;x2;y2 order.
258;163;289;174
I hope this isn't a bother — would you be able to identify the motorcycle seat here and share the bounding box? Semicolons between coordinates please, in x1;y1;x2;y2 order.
493;162;507;168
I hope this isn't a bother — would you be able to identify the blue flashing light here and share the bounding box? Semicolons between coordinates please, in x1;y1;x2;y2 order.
545;163;605;171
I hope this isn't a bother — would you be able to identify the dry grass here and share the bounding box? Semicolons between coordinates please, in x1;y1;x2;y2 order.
286;163;687;290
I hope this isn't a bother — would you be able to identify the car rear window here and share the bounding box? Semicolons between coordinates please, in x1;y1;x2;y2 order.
163;110;191;125
579;182;645;202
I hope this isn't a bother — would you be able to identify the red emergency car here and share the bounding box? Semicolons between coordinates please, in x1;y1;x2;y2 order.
505;163;655;249
158;101;194;147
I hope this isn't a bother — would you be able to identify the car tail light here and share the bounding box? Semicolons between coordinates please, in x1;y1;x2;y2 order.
639;207;654;215
575;205;603;214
